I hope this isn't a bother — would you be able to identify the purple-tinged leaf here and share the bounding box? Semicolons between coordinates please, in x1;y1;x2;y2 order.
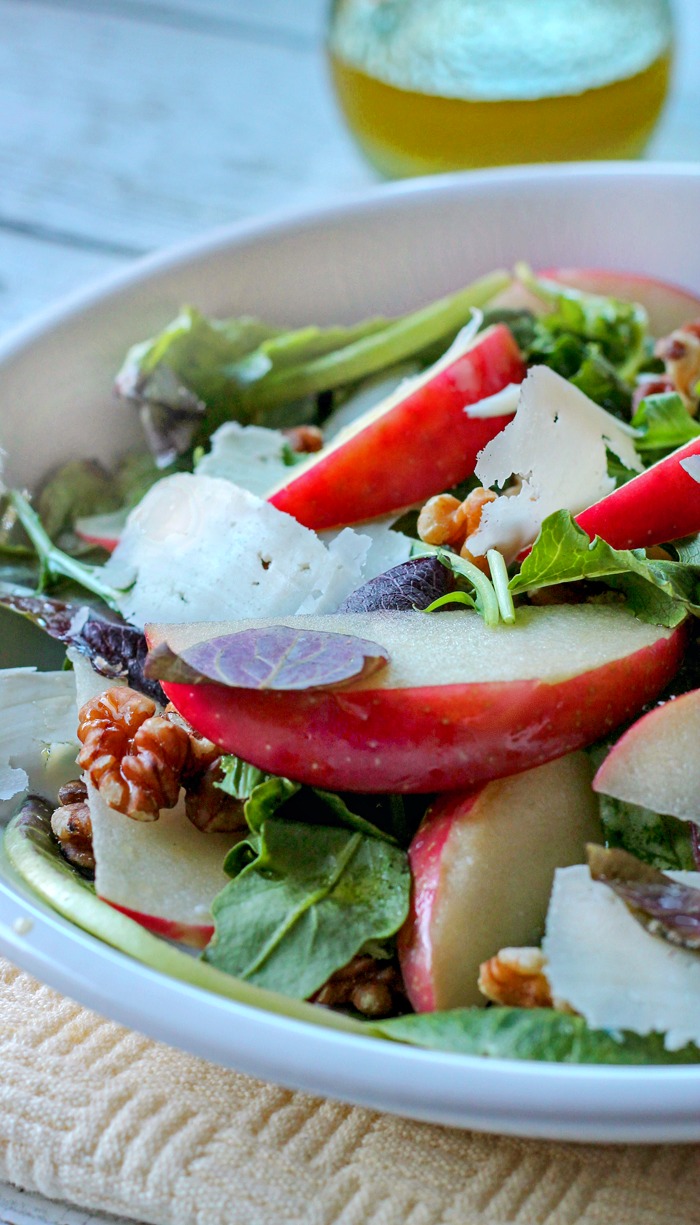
588;844;700;951
146;625;390;692
0;592;165;704
337;555;454;614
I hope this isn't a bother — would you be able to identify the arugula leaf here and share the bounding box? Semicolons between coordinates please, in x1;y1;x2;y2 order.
7;490;130;612
631;392;700;460
510;510;700;626
372;1006;700;1063
115;273;510;463
599;792;695;872
205;819;410;998
516;264;649;377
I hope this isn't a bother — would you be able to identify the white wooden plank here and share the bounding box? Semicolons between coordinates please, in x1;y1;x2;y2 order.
0;1;374;254
25;0;326;44
0;231;127;335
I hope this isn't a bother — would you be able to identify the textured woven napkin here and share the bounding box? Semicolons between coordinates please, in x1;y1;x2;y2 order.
2;957;700;1225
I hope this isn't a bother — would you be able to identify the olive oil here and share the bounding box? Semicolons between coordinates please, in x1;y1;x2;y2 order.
328;0;673;176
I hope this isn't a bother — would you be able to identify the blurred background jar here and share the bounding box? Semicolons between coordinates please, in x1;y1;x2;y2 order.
327;0;674;176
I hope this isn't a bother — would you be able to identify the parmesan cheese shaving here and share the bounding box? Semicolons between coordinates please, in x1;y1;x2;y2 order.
469;366;643;560
463;382;521;419
543;864;700;1051
105;473;387;628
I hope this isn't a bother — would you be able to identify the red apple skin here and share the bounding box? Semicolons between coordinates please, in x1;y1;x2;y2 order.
398;795;473;1012
76;529;120;553
160;627;686;794
576;437;700;549
105;899;214;949
540;267;700;335
267;324;525;531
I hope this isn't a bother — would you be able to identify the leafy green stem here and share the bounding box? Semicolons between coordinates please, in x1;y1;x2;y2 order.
425;550;501;626
487;549;516;624
8;490;128;612
235;271;510;414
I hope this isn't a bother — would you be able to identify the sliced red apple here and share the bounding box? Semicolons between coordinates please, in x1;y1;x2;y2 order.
266;324;525;530
593;687;700;824
575;436;700;549
492;268;700;335
87;785;237;948
147;605;685;794
71;650;239;948
75;508;128;552
398;751;601;1011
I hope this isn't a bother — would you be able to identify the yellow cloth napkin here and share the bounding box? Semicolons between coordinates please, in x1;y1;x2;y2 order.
1;957;700;1225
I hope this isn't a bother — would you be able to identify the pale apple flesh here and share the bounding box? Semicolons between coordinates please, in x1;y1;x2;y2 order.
398;752;601;1011
147;605;685;795
266;324;525;530
70;650;237;949
593;687;700;825
576;436;700;549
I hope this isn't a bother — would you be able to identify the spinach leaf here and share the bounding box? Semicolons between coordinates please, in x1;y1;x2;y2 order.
599;792;695;872
205;819;410;998
372;1007;700;1063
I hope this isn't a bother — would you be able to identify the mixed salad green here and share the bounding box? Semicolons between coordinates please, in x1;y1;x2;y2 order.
3;264;700;1064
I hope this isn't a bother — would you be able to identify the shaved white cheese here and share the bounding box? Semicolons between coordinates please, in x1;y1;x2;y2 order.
543;864;700;1051
195;421;293;497
0;669;79;820
680;454;700;484
469;366;643;560
105;473;379;627
463;382;521;419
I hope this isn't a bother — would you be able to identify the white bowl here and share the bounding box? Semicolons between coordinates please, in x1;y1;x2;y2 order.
2;163;700;1141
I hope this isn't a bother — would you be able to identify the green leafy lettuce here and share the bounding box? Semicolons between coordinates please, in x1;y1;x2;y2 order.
114;272;510;464
372;1007;700;1064
510;510;700;627
509;264;654;419
631;391;700;463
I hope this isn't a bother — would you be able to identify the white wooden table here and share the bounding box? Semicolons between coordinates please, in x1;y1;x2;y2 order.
1;1;699;1221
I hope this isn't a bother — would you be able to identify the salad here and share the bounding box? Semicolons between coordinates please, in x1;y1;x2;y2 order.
3;262;700;1066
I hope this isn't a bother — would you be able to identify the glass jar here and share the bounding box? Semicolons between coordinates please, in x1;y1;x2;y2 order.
327;0;674;176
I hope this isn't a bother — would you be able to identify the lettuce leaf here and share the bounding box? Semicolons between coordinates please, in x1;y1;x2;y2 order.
114;272;510;464
510;511;700;627
631;392;700;462
372;1006;700;1063
204;818;410;998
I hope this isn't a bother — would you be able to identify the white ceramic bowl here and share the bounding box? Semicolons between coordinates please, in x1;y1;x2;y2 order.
2;163;700;1141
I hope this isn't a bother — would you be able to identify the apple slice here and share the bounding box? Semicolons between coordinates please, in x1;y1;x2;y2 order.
575;436;700;549
147;605;685;794
71;651;239;948
75;508;128;553
593;688;700;824
266;324;525;530
398;752;600;1011
492;268;700;335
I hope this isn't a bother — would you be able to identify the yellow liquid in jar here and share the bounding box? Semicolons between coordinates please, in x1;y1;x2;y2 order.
328;0;673;176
